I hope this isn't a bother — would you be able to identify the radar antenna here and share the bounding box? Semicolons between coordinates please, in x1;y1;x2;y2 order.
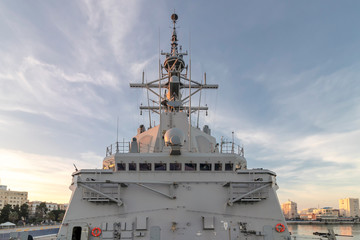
130;13;218;116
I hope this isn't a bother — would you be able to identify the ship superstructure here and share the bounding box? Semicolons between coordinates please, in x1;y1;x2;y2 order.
57;14;291;240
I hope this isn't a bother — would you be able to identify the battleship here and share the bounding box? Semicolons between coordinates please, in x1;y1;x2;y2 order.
57;14;291;240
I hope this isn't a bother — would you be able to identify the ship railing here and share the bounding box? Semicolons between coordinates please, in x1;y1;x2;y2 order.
220;140;244;156
106;140;130;156
105;140;244;156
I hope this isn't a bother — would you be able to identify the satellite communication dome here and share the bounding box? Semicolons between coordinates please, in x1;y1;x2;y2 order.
164;128;184;146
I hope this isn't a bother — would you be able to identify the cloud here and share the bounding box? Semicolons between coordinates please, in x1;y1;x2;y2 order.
272;62;360;131
0;0;157;123
205;61;360;209
78;0;154;78
0;148;97;203
79;151;103;166
0;56;117;122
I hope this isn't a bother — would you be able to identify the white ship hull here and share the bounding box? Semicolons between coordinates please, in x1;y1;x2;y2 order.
58;162;290;239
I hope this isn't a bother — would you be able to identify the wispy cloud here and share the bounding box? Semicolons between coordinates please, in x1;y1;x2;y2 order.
272;62;360;132
0;56;116;121
0;148;97;203
207;60;360;209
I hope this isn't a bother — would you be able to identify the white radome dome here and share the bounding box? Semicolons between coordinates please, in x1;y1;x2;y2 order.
164;128;185;146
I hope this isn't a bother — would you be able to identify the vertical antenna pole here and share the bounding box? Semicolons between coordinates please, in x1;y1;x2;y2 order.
158;27;161;152
188;31;192;152
221;136;223;153
232;131;235;154
146;77;152;128
116;117;119;153
196;74;204;129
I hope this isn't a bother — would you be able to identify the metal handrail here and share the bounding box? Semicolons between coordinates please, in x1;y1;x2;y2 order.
220;140;244;156
106;141;130;156
105;138;244;156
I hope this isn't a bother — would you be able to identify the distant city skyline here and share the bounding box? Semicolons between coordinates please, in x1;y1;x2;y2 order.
281;197;359;221
1;1;359;209
281;198;360;213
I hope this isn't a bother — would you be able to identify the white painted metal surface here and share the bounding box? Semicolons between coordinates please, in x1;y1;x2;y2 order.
57;13;291;240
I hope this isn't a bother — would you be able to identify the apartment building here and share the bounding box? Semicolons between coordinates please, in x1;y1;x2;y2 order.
0;185;28;209
339;198;359;217
281;200;298;219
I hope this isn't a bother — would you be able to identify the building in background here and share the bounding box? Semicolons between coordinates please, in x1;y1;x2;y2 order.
28;201;68;216
313;207;339;221
299;207;339;221
339;198;359;217
281;200;298;219
299;208;317;220
0;185;28;209
58;203;69;211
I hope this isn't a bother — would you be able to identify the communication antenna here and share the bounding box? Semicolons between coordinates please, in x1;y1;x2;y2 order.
188;30;192;151
116;116;120;153
196;74;204;128
145;76;152;128
231;131;235;154
158;27;161;152
117;116;119;143
158;26;161;81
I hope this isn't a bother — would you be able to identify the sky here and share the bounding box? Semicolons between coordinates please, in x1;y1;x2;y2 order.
0;0;359;211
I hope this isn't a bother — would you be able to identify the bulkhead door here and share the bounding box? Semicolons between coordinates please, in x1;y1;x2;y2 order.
68;223;89;240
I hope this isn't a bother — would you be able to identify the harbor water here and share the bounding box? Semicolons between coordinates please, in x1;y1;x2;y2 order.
288;224;360;240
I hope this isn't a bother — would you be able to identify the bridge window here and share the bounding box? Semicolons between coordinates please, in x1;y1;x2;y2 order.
185;163;197;171
155;163;167;171
140;163;152;171
117;163;126;171
129;163;137;171
214;163;222;171
170;163;181;171
200;163;212;171
225;163;233;171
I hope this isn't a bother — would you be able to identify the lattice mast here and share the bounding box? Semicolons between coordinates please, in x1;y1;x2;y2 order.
130;14;218;116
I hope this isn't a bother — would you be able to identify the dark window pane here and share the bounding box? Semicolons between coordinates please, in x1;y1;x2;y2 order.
200;163;212;171
72;227;82;240
225;163;233;171
155;163;167;171
129;163;137;171
185;163;197;171
170;163;181;171
215;163;222;171
140;163;152;171
117;163;126;171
